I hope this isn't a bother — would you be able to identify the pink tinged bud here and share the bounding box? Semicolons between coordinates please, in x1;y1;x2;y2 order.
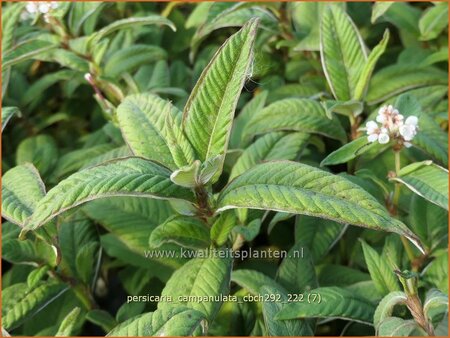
378;133;390;144
376;114;385;123
84;73;94;85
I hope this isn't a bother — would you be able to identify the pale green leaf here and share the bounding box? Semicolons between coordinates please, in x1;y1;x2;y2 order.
26;157;194;231
320;5;367;101
86;309;117;333
320;137;384;167
371;2;394;23
3;40;58;68
2;164;46;226
360;240;400;296
27;266;50;289
56;307;81;337
419;3;449;41
321;100;364;118
391;161;448;210
107;307;205;336
91;15;175;43
117;93;195;170
423;288;448;319
170;160;200;188
198;154;224;185
243;99;347;143
260;285;313;336
2;283;68;330
378;317;418;336
2;3;26;53
230;132;309;180
373;291;407;328
354;30;390;100
217;161;422;251
210;211;237;246
183;19;258;172
149;216;210;249
366;65;447;104
159;256;233;322
232;269;284;296
233;218;261;241
1;106;21;132
16;135;58;176
275;286;375;324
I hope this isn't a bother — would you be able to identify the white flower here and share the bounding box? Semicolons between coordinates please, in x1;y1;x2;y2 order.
23;2;59;22
378;129;390;144
399;115;418;141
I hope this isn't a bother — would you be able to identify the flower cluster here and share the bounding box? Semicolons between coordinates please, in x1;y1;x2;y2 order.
365;105;419;147
22;2;59;22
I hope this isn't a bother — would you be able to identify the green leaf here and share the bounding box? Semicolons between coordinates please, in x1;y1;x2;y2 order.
198;154;224;185
2;282;68;330
373;291;407;328
160;256;233;322
320;5;367;101
291;2;345;52
321;137;384;166
423;289;448;320
423;249;448;293
275;286;375;324
170;160;201;188
25;157;194;231
391;161;448;210
233;218;261;241
354;30;390;100
210;211;237;246
296;216;347;261
2;238;57;266
27;266;50;289
217;161;422;251
394;94;448;166
360;240;400;296
75;242;99;284
377;317;418;336
86;309;117;333
366;65;447;104
2;164;46;226
2;3;26;53
117;93;195;170
276;243;318;293
2;106;21;131
105;45;167;78
183;18;258;173
68;2;105;36
230;91;268;148
419;3;449;41
91;15;176;44
243;99;347;143
260;285;313;336
371;2;394;23
107;307;206;336
230;132;309;180
321;100;364;118
16;135;58;177
55;307;81;337
149;216;210;249
50;49;89;72
190;3;275;58
53;144;115;179
3;40;58;68
409;195;447;251
232;269;284;296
